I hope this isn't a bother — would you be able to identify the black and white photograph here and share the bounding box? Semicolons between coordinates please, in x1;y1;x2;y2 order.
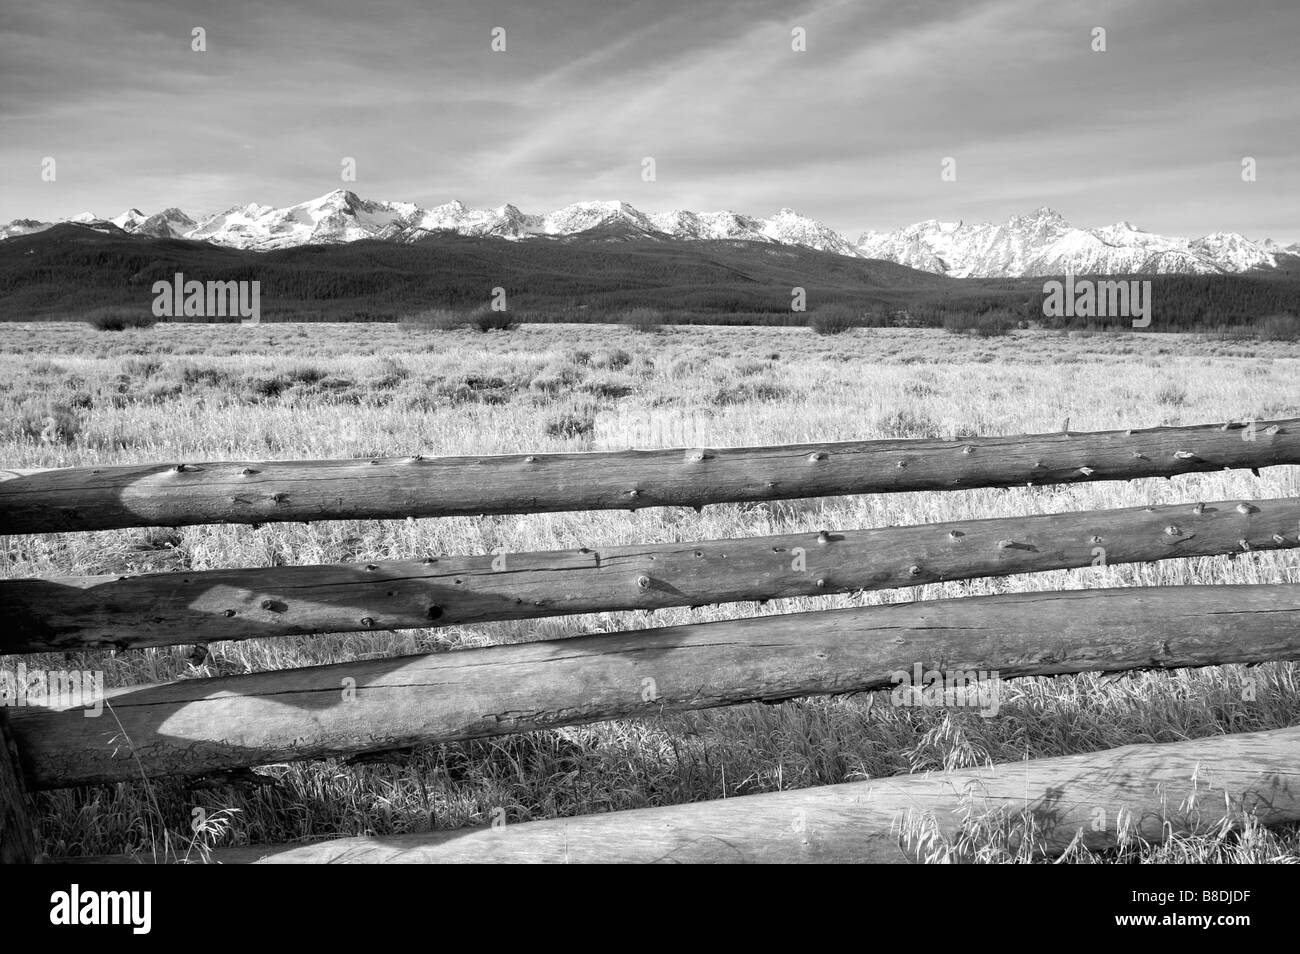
0;0;1297;897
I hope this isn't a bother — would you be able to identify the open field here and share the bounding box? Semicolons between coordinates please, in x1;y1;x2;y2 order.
3;321;1300;862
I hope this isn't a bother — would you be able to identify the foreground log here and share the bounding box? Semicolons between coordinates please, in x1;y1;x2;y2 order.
5;496;1297;654
95;726;1297;863
0;418;1294;534
9;584;1300;790
0;712;38;864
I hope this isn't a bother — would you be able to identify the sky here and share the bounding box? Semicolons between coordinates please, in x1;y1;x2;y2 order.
1;0;1297;242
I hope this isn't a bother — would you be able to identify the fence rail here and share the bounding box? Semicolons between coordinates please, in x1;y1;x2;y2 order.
68;726;1300;864
4;496;1298;654
9;584;1300;790
0;418;1293;534
3;417;1299;862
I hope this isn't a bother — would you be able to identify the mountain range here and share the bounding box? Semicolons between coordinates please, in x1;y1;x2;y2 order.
2;190;1296;278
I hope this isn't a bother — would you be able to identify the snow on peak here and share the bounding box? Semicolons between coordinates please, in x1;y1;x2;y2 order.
856;208;1280;277
1015;206;1067;224
1190;231;1277;271
111;209;147;229
2;190;1287;275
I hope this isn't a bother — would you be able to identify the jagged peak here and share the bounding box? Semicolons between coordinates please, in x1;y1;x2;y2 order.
307;188;361;208
13;190;1283;279
1009;206;1069;228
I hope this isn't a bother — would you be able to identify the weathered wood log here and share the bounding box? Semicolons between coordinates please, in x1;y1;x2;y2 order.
86;726;1300;863
4;496;1297;654
0;419;1293;533
9;584;1300;790
0;711;38;863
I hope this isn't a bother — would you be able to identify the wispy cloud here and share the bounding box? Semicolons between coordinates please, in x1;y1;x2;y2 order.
1;0;1295;241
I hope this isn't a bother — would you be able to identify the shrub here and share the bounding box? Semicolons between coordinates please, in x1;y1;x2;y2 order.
668;356;707;380
708;380;789;405
433;375;514;406
404;308;467;331
591;348;632;371
622;308;663;334
18;400;82;445
584;377;636;399
316;376;357;393
469;306;514;332
85;307;158;331
545;412;595;440
942;311;1017;337
875;409;941;439
122;357;162;378
808;304;858;336
143;382;184;402
463;375;508;391
286;364;329;386
1155;383;1188;406
244;374;291;400
366;357;408;389
531;362;583;393
1258;313;1300;342
178;364;233;388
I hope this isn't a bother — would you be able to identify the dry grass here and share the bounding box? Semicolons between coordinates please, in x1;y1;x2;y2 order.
2;321;1299;862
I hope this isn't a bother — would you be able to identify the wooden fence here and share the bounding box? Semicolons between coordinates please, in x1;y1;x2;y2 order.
2;418;1299;863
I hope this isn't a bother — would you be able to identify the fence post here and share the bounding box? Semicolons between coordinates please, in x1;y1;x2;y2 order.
0;710;38;863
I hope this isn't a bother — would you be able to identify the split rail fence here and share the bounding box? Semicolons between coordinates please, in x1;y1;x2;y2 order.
2;418;1299;863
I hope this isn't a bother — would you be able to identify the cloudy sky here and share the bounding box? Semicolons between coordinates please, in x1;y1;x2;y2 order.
2;0;1297;241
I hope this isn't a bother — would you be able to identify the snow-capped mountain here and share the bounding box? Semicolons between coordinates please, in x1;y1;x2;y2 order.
380;200;538;240
171;192;864;254
135;208;197;239
855;208;1289;277
1;191;1293;275
184;190;419;249
110;208;147;231
753;208;861;257
0;218;53;240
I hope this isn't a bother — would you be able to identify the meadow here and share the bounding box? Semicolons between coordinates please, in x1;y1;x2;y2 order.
2;319;1299;863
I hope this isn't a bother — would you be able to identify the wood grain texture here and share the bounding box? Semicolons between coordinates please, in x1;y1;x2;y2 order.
73;727;1300;863
3;497;1296;653
10;584;1300;790
0;711;38;864
1;418;1293;533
